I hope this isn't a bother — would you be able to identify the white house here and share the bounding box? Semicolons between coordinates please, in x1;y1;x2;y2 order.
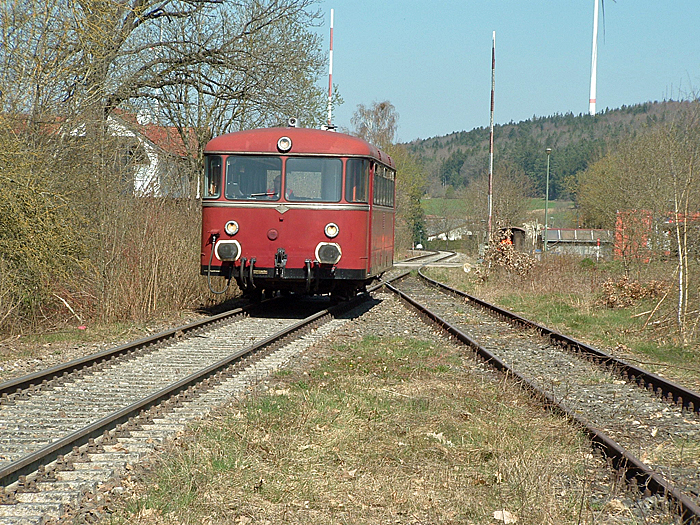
68;109;194;197
112;110;193;197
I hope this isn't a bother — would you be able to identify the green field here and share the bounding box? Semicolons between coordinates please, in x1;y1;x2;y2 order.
527;199;577;228
421;197;470;216
422;197;577;228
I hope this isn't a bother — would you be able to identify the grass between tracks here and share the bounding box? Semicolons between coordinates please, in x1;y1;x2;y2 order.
102;334;610;525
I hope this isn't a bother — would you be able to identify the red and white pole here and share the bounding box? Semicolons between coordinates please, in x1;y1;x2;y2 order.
487;31;495;241
327;9;334;128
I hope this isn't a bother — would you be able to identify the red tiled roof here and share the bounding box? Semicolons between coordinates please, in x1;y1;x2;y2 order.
140;123;192;157
112;108;197;158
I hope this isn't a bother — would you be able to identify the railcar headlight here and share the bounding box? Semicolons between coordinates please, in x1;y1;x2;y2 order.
315;242;342;265
277;136;292;152
224;220;239;236
324;222;339;238
215;240;241;262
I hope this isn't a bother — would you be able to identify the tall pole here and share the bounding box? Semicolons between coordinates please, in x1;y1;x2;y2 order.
589;0;599;116
544;148;552;253
327;9;334;128
487;31;495;241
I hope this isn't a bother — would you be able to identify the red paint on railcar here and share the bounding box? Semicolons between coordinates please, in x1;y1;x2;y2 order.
200;126;395;298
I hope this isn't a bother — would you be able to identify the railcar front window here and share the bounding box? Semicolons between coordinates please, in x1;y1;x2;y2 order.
286;157;342;202
225;155;282;200
204;156;222;198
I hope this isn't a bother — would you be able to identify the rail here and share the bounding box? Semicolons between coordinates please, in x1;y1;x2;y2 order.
384;270;700;524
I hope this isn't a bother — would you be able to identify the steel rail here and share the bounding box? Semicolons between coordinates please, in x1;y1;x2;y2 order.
0;254;436;401
399;249;442;263
417;268;700;414
0;265;425;492
0;293;370;489
0;305;248;399
388;275;700;524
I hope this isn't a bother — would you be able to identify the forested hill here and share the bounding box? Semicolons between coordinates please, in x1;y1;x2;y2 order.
407;100;689;200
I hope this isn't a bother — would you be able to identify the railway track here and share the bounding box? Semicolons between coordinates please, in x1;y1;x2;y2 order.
0;292;389;524
0;250;459;525
388;270;700;523
0;254;456;524
6;250;695;523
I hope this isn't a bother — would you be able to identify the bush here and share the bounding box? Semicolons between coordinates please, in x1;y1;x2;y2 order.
0;117;231;335
599;276;668;309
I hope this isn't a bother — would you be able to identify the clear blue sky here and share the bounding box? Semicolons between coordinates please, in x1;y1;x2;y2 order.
316;0;700;142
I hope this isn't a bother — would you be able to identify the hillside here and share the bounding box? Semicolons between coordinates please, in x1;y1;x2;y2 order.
407;100;691;200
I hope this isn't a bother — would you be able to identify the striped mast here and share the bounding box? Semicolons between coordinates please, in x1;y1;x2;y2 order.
589;0;599;115
487;31;495;240
326;9;334;129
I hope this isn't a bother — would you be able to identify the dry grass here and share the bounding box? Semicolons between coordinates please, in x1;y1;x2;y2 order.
101;334;620;525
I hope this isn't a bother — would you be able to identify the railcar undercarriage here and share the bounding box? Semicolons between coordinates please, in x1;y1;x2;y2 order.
204;260;371;299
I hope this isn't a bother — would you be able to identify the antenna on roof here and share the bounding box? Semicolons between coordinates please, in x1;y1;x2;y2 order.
323;9;336;131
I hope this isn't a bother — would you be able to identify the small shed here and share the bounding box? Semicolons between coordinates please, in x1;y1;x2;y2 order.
499;227;527;251
542;228;614;258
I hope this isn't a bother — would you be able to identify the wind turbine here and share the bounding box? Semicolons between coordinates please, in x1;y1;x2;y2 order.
589;0;599;115
589;0;614;115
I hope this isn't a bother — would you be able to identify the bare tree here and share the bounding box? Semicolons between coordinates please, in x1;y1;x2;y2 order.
0;0;326;136
663;108;700;341
350;101;427;251
351;100;398;150
155;0;327;183
577;103;700;341
462;161;534;228
0;0;330;329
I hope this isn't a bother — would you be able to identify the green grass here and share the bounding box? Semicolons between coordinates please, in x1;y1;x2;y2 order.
422;197;578;229
527;198;573;211
494;292;698;376
497;293;631;339
527;199;577;228
421;197;469;216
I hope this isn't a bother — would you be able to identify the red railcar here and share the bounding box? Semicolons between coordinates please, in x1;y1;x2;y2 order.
201;124;395;298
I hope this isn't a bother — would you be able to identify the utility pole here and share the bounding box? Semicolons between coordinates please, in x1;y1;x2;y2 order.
544;148;552;253
487;31;495;241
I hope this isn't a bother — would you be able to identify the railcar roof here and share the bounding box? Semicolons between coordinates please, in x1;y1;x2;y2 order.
204;127;394;169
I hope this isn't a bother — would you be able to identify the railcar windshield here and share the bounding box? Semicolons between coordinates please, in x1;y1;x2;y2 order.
285;157;342;202
224;155;282;200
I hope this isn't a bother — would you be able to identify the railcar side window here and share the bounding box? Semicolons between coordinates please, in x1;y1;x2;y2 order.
286;157;342;202
204;156;222;198
373;165;383;206
372;165;395;207
225;155;282;200
388;169;396;207
345;158;369;203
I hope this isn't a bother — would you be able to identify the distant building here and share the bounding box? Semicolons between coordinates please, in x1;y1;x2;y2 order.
542;228;614;258
110;110;195;197
67;109;195;197
614;209;699;261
